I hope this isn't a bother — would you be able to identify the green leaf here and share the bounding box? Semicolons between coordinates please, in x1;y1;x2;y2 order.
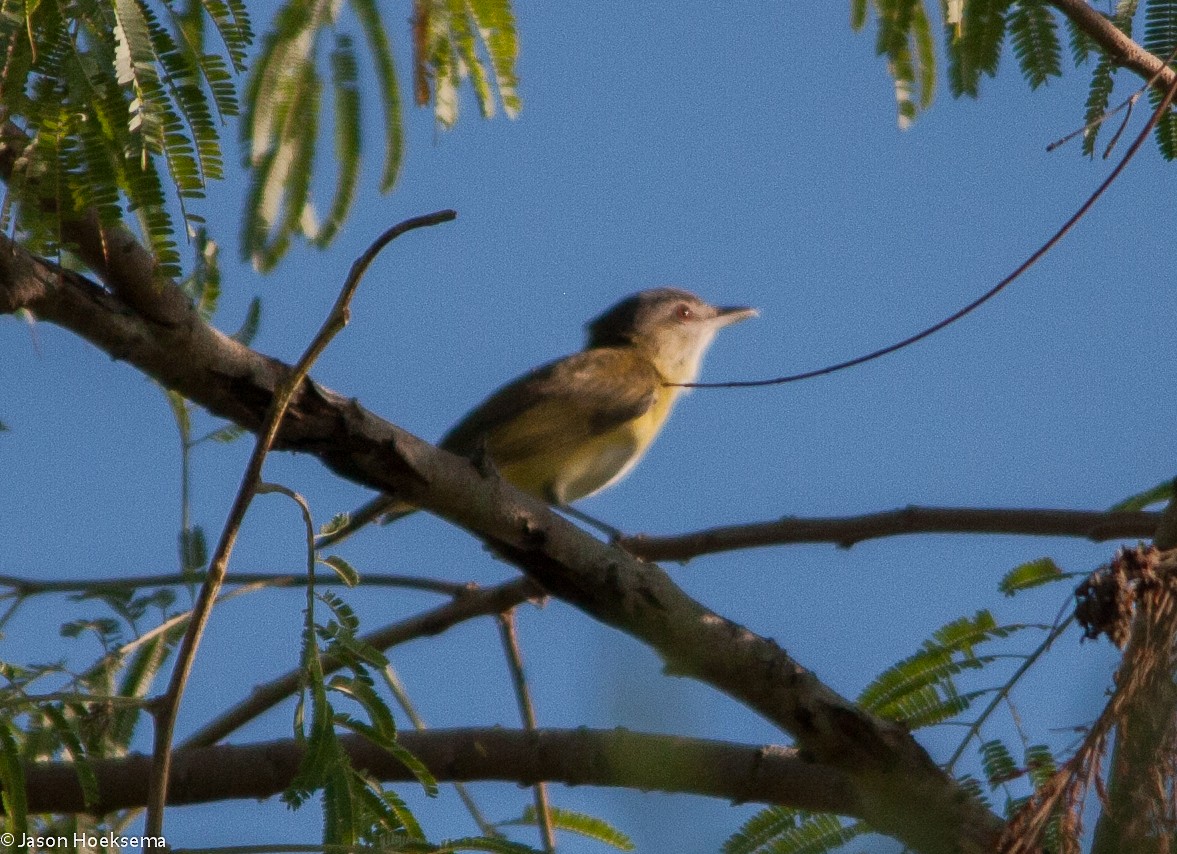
351;0;403;191
1111;478;1175;511
1081;2;1135;156
1149;85;1177;159
1144;0;1177;59
1008;1;1062;90
40;705;100;809
729;812;862;854
999;557;1065;596
468;0;521;117
850;0;869;31
349;778;426;841
1065;14;1096;66
1024;743;1058;788
180;525;209;572
980;738;1020;787
319;512;352;537
319;555;360;587
1081;54;1117;156
231;296;263;345
859;611;1020;727
312;34;362;247
0;718;28;838
725;806;800;854
511;806;635;851
948;0;1012;98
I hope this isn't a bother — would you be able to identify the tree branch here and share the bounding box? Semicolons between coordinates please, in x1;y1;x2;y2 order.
184;577;541;749
25;728;858;819
0;239;1002;853
0;122;192;326
1047;0;1177;97
622;506;1159;562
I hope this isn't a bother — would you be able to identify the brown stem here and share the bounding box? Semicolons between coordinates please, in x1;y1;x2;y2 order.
622;507;1160;562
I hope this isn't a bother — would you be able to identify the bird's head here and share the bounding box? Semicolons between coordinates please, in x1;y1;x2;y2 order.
586;288;757;385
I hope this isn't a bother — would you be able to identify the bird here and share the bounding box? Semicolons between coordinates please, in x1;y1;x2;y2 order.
315;287;756;548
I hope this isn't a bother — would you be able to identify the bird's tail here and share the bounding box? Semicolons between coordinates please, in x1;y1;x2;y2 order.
314;494;417;550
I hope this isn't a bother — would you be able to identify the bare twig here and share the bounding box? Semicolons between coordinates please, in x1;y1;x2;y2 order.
183;577;539;749
622;506;1160;562
144;211;456;836
947;613;1077;772
0;570;470;597
498;610;556;852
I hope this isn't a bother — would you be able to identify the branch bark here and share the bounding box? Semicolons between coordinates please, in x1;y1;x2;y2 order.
1047;0;1177;96
24;728;858;819
0;236;1002;852
623;506;1159;562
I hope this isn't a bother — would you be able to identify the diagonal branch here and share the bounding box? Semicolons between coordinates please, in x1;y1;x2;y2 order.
623;506;1160;562
0;240;1001;854
1047;0;1177;97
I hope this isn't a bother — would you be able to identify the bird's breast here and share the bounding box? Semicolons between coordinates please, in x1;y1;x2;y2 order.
544;385;680;504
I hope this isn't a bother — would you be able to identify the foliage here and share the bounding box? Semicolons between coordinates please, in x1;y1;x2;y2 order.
0;586;186;845
1112;477;1175;511
723;807;866;854
0;0;519;281
726;562;1078;853
0;0;251;278
507;805;635;851
852;0;1177;159
240;0;519;270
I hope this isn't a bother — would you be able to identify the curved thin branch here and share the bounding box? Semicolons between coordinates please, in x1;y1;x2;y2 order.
24;728;860;819
621;507;1161;562
0;570;472;597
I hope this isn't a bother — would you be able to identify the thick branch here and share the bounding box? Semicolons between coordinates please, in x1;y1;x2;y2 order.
0;123;191;326
623;506;1159;562
1047;0;1177;97
0;240;1002;853
25;728;857;818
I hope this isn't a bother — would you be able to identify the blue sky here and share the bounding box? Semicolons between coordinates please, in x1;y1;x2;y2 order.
3;2;1176;852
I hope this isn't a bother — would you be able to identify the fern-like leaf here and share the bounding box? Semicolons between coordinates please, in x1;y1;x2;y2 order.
948;0;1013;98
999;557;1066;596
1009;1;1062;89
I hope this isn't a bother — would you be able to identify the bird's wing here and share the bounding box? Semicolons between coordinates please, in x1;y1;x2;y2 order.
440;348;661;464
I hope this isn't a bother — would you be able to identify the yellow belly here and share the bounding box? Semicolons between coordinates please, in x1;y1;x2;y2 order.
498;388;678;505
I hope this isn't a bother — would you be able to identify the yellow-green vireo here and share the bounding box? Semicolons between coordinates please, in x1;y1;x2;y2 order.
317;287;755;546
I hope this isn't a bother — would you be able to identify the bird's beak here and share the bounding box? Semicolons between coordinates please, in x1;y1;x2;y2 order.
713;306;758;327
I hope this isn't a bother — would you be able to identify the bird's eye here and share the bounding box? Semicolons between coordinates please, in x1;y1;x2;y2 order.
675;304;694;321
